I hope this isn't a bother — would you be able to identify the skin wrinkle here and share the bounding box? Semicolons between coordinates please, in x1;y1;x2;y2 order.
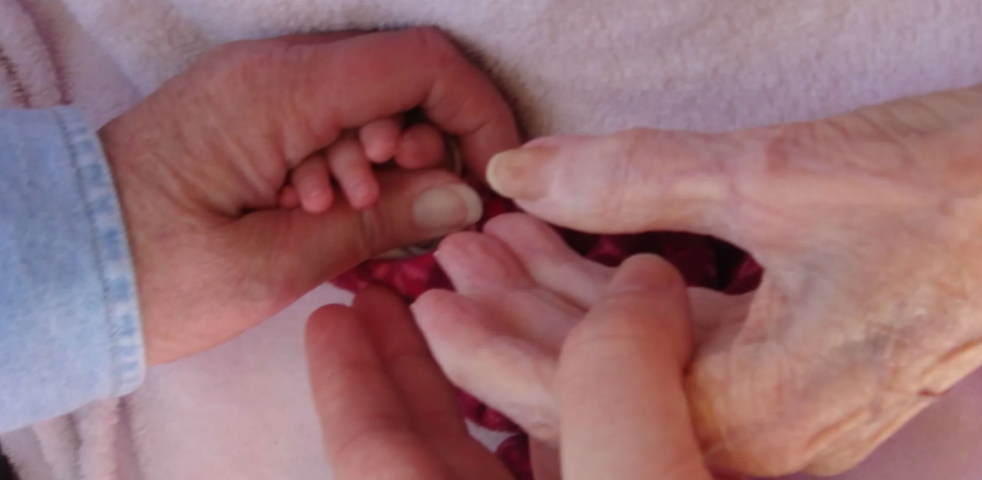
725;141;821;252
692;188;976;472
634;130;739;236
480;342;559;439
853;108;921;174
924;336;982;382
693;345;807;472
861;337;906;422
799;408;871;471
868;319;907;409
672;135;731;232
528;253;606;311
611;130;644;225
488;289;577;352
740;219;956;470
780;372;872;472
419;83;982;473
704;135;755;248
898;96;957;133
282;46;343;165
822;388;935;470
763;119;914;195
808;414;904;476
701;133;743;240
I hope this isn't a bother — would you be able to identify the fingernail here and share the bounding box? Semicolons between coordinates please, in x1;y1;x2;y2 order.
413;183;483;231
486;148;553;201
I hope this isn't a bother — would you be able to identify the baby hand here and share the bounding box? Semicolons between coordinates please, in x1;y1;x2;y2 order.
279;115;453;212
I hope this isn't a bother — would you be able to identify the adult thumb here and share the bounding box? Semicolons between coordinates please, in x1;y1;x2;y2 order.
234;169;483;300
485;130;740;239
558;254;712;480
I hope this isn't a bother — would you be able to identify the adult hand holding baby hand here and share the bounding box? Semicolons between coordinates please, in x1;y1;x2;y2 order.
99;28;519;365
421;86;982;475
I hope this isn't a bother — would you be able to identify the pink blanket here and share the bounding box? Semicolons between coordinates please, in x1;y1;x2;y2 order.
3;0;982;479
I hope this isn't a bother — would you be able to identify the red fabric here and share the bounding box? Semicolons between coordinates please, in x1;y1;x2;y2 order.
331;183;763;479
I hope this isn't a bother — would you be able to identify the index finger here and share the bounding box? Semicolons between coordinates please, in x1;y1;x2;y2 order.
557;255;713;480
276;28;521;175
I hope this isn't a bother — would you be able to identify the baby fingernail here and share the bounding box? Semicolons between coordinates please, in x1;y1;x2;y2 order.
413;183;483;231
486;147;553;201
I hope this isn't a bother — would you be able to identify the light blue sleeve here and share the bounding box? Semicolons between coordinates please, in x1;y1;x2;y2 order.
0;107;144;433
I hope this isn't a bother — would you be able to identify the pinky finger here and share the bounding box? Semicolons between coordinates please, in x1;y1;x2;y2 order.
327;138;380;209
291;153;335;214
360;115;404;163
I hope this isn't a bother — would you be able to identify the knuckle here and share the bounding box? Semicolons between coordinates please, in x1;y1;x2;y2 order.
190;41;277;94
610;127;656;163
355;213;385;260
409;27;460;66
558;320;641;383
562;324;635;360
198;40;259;69
355;207;392;259
601;128;657;210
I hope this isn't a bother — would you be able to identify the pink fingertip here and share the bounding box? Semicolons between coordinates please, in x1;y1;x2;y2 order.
346;178;380;210
360;118;402;163
299;187;334;214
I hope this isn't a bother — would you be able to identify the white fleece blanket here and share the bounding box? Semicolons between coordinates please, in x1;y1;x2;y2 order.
3;0;982;479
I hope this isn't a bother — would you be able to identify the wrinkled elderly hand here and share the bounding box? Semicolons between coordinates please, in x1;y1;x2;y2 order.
99;28;519;365
418;85;982;476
